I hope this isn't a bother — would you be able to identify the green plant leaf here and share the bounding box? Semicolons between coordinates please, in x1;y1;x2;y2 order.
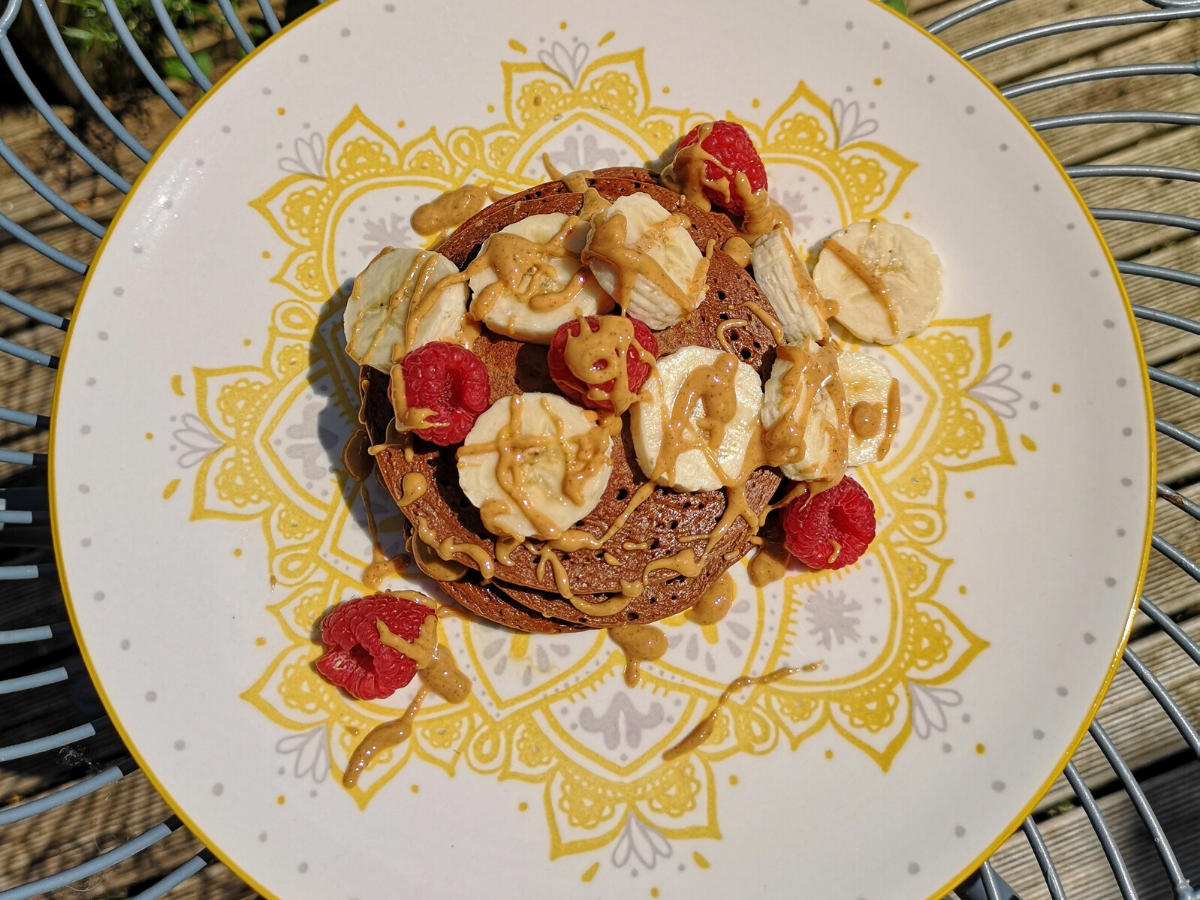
162;56;192;81
194;50;213;77
883;0;909;15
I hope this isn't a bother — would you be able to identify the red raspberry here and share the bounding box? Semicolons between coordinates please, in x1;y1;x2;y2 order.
315;594;435;700
780;477;877;570
397;342;490;446
546;316;658;413
676;120;768;217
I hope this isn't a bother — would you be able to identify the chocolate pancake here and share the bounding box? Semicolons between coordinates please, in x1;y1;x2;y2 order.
438;575;583;634
364;171;783;620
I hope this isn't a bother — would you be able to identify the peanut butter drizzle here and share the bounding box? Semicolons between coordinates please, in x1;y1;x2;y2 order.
416;514;495;581
409;528;467;582
411;184;493;236
561;315;655;414
581;209;709;320
762;342;848;481
342;429;408;588
344;612;472;789
776;225;836;334
687;571;737;625
608;624;667;687
406;214;589;349
360;482;407;589
388;365;438;434
344;686;426;788
662;663;820;761
716;318;751;356
748;539;791;587
578;187;611;220
663;122;786;239
341;428;374;482
877;378;901;460
351;251;433;364
743;300;787;346
822;236;899;335
721;236;752;268
397;472;427;507
850;401;884;440
457;394;614;545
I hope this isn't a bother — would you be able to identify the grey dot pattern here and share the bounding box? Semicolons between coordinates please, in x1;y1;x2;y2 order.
1105;576;1117;587
299;863;309;873
992;780;1006;792
98;331;109;341
262;87;271;95
340;27;350;35
299;53;309;62
175;739;185;750
93;590;104;601
212;783;224;796
1057;686;1069;697
80;424;91;434
1084;633;1096;645
384;2;394;9
966;105;975;115
86;377;96;386
955;825;966;837
81;538;91;547
1104;319;1115;329
1117;377;1127;387
113;286;124;296
120;639;130;650
79;484;90;493
908;863;920;875
1033;729;1045;740
259;832;267;842
1121;477;1133;487
132;244;143;254
146;690;157;702
221;125;231;133
1000;143;1008;151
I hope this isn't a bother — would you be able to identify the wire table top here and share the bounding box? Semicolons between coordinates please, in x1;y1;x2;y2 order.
1;1;1198;898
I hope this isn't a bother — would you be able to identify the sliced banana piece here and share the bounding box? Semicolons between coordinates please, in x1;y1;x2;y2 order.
750;227;832;343
343;247;470;372
630;345;763;492
457;392;614;540
761;341;847;483
813;220;943;345
467;213;613;344
839;351;900;466
583;193;708;330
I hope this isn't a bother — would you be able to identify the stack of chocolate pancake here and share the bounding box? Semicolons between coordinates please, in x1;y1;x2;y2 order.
360;168;784;634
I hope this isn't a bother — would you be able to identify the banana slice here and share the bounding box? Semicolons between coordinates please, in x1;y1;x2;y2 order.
582;193;708;330
457;392;614;540
813;220;943;345
760;340;847;483
750;227;833;343
343;247;471;372
839;351;900;466
630;346;763;492
468;214;613;344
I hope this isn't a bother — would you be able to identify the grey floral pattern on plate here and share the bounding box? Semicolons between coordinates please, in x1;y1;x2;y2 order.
806;589;863;650
579;693;665;750
611;814;673;870
968;364;1023;419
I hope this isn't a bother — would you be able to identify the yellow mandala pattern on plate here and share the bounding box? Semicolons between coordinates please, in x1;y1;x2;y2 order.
183;42;1012;864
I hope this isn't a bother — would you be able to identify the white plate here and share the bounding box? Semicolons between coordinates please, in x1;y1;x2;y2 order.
50;2;1154;898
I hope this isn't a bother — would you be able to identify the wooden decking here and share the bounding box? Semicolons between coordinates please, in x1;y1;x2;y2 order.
2;2;1199;897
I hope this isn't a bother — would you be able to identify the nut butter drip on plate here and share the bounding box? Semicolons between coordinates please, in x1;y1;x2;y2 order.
608;623;668;687
561;315;656;414
343;596;473;788
822;221;900;336
410;183;495;237
686;571;737;625
341;428;408;589
748;538;790;587
662;662;820;761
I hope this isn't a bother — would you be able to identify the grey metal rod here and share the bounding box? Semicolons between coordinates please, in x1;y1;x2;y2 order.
1123;648;1200;758
1022;817;1068;900
1005;63;1200;99
1063;761;1140;900
1140;595;1200;665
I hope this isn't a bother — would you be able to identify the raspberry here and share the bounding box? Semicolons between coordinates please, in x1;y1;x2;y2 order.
315;594;435;700
780;477;876;570
397;342;490;446
547;316;658;413
676;120;768;217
